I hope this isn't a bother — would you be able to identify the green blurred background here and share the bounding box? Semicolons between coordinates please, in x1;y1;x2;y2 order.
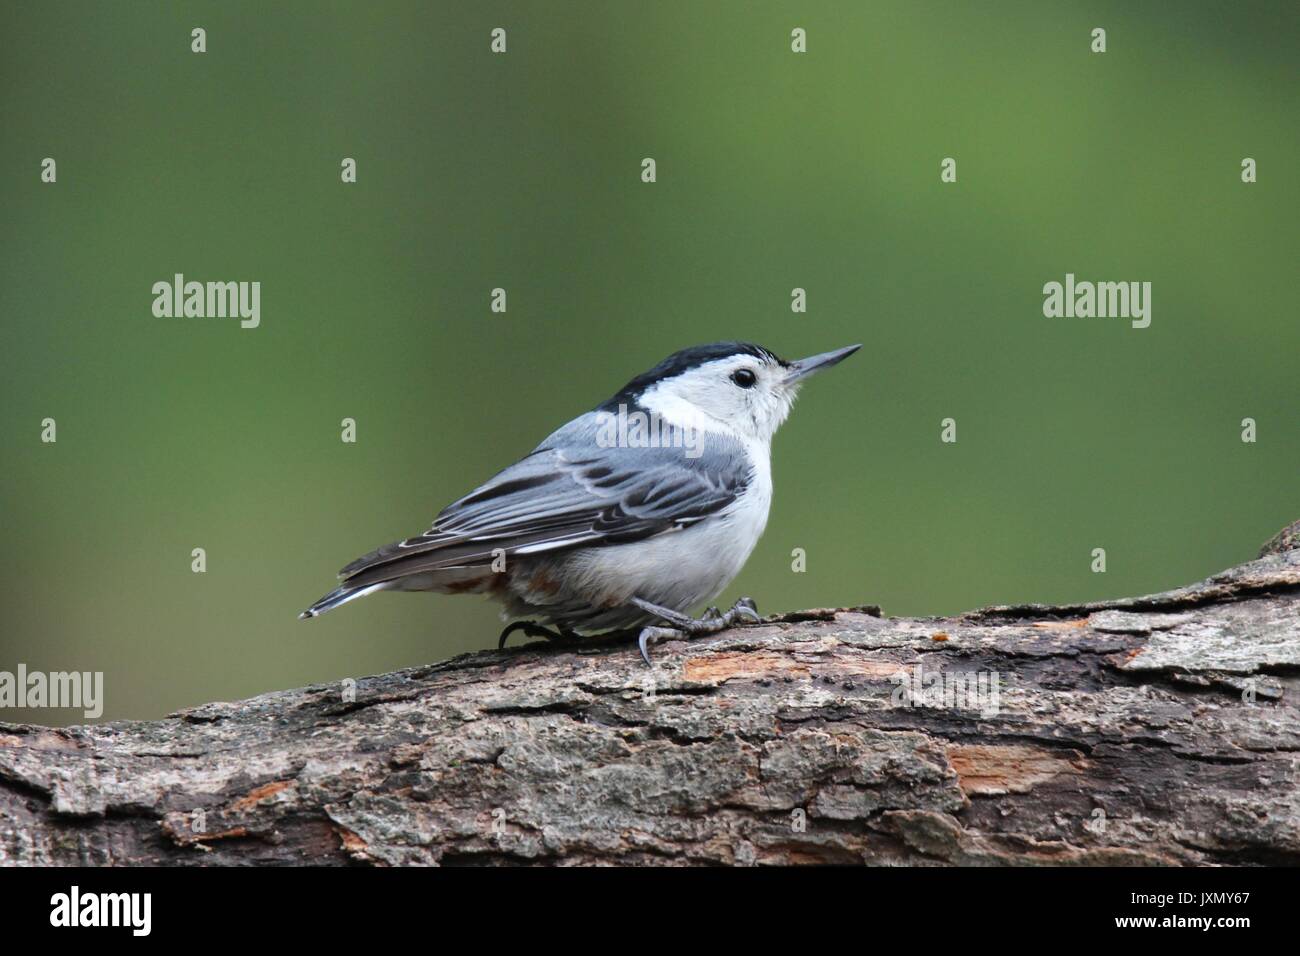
1;1;1296;724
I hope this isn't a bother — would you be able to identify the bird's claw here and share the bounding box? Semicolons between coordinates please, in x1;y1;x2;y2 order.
732;598;761;624
633;596;762;666
498;620;569;649
637;626;682;667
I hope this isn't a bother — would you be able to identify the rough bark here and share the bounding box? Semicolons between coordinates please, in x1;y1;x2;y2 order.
2;522;1298;866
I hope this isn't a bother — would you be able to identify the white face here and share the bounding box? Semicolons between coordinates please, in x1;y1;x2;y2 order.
639;354;799;444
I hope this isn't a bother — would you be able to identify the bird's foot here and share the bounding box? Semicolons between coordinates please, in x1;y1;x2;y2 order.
630;597;761;666
498;620;573;649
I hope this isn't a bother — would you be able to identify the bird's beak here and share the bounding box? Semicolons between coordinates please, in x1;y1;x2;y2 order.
782;344;862;385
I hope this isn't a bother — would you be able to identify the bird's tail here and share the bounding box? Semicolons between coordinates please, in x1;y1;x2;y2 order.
298;582;387;620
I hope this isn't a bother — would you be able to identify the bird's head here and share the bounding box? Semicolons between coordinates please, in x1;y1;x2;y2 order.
602;341;861;444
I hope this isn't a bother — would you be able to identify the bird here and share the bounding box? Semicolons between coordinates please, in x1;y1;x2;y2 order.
300;341;861;664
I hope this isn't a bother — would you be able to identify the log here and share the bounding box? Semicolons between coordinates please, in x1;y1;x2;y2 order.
1;522;1298;866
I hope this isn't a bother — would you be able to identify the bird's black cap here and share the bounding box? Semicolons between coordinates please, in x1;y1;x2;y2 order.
599;341;786;411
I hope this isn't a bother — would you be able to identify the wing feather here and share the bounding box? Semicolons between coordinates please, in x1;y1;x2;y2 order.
337;413;751;588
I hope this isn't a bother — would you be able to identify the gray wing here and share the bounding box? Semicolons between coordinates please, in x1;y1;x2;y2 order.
338;413;751;588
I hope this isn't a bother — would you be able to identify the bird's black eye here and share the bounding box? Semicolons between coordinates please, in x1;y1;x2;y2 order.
730;368;757;389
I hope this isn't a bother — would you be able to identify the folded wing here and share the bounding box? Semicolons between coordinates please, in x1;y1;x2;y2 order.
337;413;751;590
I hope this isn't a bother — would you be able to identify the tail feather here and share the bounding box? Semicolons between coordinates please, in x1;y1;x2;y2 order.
298;582;387;620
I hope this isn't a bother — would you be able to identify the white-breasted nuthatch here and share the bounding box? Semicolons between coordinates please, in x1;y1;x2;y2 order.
301;341;861;664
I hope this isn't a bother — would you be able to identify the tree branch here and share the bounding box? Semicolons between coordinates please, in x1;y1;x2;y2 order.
2;522;1298;865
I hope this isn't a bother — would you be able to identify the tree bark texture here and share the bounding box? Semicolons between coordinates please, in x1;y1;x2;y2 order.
2;522;1298;866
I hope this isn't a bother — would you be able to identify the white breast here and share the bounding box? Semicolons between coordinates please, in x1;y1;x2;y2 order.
565;439;772;613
